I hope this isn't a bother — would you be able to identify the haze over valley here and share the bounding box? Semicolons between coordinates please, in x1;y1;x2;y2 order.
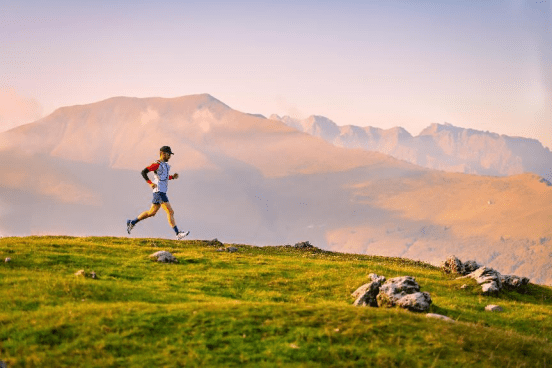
0;95;550;284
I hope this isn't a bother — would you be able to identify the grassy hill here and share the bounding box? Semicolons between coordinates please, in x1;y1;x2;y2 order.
0;236;551;367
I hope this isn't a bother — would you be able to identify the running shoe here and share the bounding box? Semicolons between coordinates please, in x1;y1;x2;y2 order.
176;231;190;240
126;219;134;234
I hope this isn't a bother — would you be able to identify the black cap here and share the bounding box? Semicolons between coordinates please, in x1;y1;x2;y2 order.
160;146;174;155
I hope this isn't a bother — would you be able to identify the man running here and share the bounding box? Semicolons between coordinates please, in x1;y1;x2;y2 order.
126;146;190;240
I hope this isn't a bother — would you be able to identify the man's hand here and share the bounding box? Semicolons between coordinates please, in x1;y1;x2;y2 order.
150;183;157;190
172;173;179;180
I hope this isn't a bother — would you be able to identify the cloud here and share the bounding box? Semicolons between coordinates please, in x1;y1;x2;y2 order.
0;88;43;132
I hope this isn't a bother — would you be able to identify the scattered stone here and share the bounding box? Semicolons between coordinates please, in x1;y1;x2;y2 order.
426;313;455;322
206;239;224;247
377;276;432;312
352;274;386;307
4;257;11;263
441;255;464;275
149;250;177;263
460;284;469;289
294;241;315;249
227;247;238;253
466;267;502;294
74;269;98;279
216;248;225;252
485;304;503;312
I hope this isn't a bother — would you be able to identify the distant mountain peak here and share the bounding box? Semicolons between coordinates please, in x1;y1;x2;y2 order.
271;114;551;181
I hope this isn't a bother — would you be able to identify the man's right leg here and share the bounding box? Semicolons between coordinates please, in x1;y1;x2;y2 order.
138;203;161;221
127;203;161;234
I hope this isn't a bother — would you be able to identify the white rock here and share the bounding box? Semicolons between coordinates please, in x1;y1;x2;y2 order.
466;267;502;294
426;313;455;322
352;279;384;307
376;276;432;312
4;257;11;263
149;250;177;263
396;292;432;312
485;304;503;312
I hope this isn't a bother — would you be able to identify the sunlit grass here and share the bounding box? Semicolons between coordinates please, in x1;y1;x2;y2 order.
0;236;551;367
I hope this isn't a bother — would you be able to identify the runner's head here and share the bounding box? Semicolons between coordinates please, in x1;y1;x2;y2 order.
159;146;174;162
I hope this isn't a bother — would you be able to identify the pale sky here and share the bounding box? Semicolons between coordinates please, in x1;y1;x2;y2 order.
1;0;551;148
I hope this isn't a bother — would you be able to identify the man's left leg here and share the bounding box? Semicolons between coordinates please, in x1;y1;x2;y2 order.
162;202;189;239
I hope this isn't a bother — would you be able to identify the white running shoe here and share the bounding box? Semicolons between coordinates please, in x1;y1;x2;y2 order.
176;231;190;240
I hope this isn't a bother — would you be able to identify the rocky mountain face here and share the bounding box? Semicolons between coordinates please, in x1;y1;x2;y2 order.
0;95;550;284
270;115;552;183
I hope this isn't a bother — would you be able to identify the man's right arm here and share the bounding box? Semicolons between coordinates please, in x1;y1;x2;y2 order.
141;162;160;188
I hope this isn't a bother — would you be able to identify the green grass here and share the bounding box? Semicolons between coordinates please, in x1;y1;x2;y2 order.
0;236;551;367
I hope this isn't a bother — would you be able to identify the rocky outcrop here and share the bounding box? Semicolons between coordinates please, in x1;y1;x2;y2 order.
294;241;316;249
500;274;530;290
353;274;432;312
442;255;530;294
441;255;481;275
465;267;503;294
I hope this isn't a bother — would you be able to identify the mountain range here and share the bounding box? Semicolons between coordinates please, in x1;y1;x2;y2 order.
0;94;550;284
270;115;552;183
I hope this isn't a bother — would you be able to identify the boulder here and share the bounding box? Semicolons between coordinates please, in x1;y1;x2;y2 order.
441;255;464;275
4;257;11;263
396;292;432;312
149;250;177;263
227;247;238;253
352;274;386;307
466;267;502;294
377;276;432;312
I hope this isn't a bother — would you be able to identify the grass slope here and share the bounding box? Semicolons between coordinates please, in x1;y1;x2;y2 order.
0;236;551;367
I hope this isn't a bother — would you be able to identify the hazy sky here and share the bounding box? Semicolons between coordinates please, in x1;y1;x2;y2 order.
1;0;551;148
